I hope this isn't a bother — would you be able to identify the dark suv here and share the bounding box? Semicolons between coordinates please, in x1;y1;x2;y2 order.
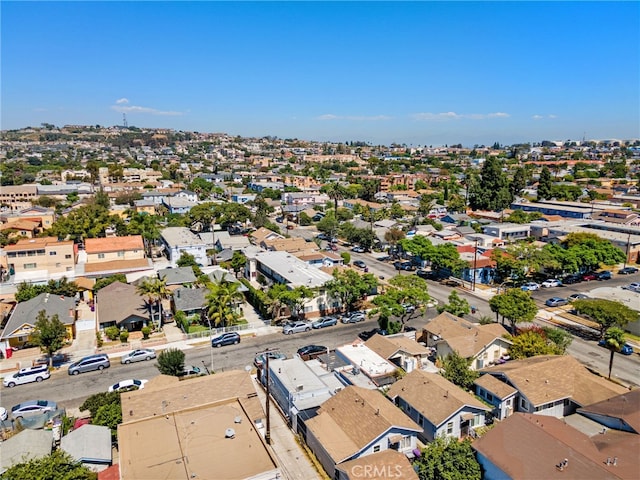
211;332;240;347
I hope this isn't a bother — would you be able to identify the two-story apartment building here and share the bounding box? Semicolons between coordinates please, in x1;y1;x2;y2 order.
160;227;209;267
482;222;531;242
1;237;75;282
80;235;151;276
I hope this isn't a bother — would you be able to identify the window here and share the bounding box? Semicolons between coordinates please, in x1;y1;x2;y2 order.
65;254;72;259
520;398;528;410
373;445;380;453
23;263;37;269
55;263;61;268
486;393;494;402
446;422;453;434
49;251;57;256
117;251;125;258
399;436;411;449
98;253;105;259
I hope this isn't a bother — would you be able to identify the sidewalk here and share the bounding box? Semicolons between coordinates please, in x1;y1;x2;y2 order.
252;375;322;480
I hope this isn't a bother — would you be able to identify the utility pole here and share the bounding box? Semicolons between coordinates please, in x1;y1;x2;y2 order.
472;238;478;291
256;347;279;445
623;231;632;269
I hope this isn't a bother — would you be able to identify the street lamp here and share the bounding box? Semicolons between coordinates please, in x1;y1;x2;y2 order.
623;231;632;269
204;313;214;374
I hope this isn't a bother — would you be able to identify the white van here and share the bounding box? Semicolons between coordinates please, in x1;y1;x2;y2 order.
3;365;51;387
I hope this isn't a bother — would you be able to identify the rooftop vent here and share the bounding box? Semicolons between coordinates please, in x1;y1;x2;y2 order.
234;416;242;424
225;428;236;439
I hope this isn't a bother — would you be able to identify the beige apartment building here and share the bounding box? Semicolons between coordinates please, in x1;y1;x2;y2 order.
0;184;38;211
1;237;75;282
81;235;150;275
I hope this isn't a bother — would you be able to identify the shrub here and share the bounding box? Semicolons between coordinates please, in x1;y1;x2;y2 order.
156;348;185;376
104;326;119;341
119;330;129;343
95;332;104;348
80;391;121;417
141;326;151;340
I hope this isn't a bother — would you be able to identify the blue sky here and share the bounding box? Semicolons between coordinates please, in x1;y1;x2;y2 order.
2;1;639;146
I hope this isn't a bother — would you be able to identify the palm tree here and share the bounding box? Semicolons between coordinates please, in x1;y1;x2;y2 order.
205;277;245;328
323;181;349;212
603;327;627;379
136;277;171;329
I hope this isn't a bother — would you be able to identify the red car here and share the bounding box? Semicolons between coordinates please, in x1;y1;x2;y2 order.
582;272;598;281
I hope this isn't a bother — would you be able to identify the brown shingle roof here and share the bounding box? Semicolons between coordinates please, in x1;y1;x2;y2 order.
336;449;419;480
83;258;151;273
423;313;510;358
387;370;489;427
578;389;640;434
305;386;421;463
472;413;636;479
482;355;628;408
365;334;430;359
474;373;518;400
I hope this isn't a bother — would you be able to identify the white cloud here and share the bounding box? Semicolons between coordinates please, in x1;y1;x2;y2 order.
111;102;183;116
412;111;510;121
316;114;391;121
532;114;557;120
115;98;129;105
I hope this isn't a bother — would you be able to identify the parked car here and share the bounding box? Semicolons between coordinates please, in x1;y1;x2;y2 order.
622;282;640;293
401;303;416;313
351;246;365;253
3;365;50;388
562;274;582;285
33;353;70;367
598;339;634;355
254;352;287;367
597;271;612;280
297;345;328;361
108;379;148;393
358;328;388;341
545;297;569;307
521;282;541;291
568;293;589;301
120;348;156;364
0;407;7;421
282;321;312;335
211;332;240;347
11;400;57;420
68;354;110;375
618;266;639;275
342;312;366;323
541;279;562;288
582;272;598;281
312;316;338;329
399;262;416;271
178;365;202;378
353;260;367;269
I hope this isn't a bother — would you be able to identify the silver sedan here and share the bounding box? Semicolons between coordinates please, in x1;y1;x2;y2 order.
120;348;157;364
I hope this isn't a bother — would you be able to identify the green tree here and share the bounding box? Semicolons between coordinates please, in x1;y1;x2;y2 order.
94;273;127;291
537;166;553;200
340;251;351;264
298;212;312;226
371;275;431;330
15;281;47;302
136;277;171;329
205;276;245;327
176;251;199;268
279;285;313;319
316;211;339;237
93;402;122;440
510;166;528;197
156;347;186;376
229;251;247;277
468;157;513;211
414;437;481;480
325;269;378;313
489;289;538;332
508;328;563;359
441;351;479;391
31;310;68;367
0;450;97;480
437;290;470;317
321;181;349;211
80;391;121;417
602;327;627;379
571;298;637;338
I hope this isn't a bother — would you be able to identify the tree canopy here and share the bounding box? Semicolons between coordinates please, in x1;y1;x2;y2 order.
437;290;471;317
414;437;481;480
441;351;479;390
489;289;538;332
571;298;638;338
507;326;571;359
468;157;513;211
371;275;431;332
31;310;68;366
0;450;97;480
325;269;378;313
156;348;186;376
399;235;468;274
